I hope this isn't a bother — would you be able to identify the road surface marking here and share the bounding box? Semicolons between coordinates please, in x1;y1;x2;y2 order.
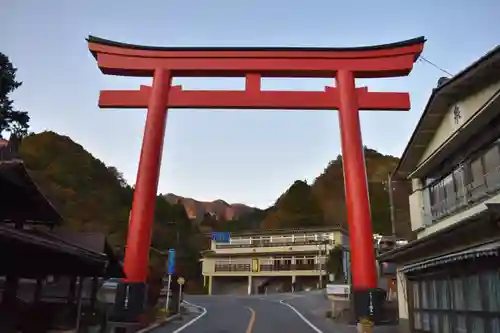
172;300;207;333
279;300;323;333
245;306;256;333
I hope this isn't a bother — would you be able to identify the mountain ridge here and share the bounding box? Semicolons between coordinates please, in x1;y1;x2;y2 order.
162;193;256;221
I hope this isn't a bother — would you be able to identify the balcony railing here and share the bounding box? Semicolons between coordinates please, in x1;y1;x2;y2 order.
215;239;329;249
214;264;251;272
428;166;500;222
259;264;320;271
214;263;322;272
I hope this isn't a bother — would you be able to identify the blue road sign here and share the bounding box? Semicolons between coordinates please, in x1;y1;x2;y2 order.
167;249;176;274
211;232;230;243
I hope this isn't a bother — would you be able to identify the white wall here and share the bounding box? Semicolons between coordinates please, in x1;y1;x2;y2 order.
418;81;500;166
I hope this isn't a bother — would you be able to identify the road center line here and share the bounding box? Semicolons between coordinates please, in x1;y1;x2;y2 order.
172;300;207;333
245;306;256;333
279;299;323;333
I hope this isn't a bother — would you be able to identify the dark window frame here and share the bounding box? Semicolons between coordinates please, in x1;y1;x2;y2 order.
408;265;500;333
424;136;500;222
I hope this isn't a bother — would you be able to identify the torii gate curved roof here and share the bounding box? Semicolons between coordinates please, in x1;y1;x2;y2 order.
87;35;425;78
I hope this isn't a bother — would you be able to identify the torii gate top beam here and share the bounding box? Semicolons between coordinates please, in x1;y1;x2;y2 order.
87;36;425;111
87;36;425;78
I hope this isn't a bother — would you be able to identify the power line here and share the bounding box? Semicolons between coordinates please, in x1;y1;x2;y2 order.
418;55;454;77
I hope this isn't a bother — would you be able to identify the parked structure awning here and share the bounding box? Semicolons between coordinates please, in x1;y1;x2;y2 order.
401;240;500;273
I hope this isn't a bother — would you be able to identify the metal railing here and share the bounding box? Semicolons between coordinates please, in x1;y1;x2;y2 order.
259;263;320;271
214;263;322;272
214;264;251;272
428;166;500;222
215;239;329;249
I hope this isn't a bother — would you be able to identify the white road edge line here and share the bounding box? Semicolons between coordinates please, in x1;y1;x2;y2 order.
279;299;323;333
172;300;208;333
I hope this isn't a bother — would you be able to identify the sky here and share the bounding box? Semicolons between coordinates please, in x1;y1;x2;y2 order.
1;0;499;208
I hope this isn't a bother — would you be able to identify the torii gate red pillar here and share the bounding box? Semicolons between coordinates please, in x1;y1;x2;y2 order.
88;36;424;322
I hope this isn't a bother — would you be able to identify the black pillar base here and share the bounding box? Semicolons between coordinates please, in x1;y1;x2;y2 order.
109;282;148;323
352;288;386;324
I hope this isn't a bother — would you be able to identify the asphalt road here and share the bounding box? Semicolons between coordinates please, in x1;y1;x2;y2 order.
153;292;334;333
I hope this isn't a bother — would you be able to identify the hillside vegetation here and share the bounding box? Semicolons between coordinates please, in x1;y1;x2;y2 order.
19;131;206;286
207;148;412;239
311;148;412;238
18;132;412;286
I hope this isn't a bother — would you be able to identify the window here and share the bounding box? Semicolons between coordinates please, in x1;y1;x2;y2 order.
483;145;500;174
441;314;451;333
413;282;421;309
436;279;450;309
305;234;315;242
483;144;500;190
464;275;482;311
429;182;444;218
481;270;500;312
424;136;500;222
421;280;429;308
429;280;438;309
452;277;465;310
453;166;467;200
491;319;500;333
469;157;485;186
411;270;500;333
443;174;456;211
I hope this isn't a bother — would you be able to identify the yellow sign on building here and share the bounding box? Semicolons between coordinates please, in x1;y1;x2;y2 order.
252;258;259;272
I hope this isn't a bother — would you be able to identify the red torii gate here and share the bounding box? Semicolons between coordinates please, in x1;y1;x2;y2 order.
88;36;424;321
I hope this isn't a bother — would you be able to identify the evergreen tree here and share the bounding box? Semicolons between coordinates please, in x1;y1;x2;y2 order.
0;52;29;138
261;180;324;229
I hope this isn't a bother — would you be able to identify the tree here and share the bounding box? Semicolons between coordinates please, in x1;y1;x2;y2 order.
325;245;344;282
0;52;29;138
261;180;324;229
107;166;127;188
200;212;218;228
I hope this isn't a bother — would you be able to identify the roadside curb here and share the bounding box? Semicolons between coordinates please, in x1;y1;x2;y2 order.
137;313;181;333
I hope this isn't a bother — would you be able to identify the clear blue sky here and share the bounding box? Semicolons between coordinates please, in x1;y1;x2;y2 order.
2;0;498;208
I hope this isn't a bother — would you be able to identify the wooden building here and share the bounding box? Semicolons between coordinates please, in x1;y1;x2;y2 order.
0;136;124;332
379;45;500;333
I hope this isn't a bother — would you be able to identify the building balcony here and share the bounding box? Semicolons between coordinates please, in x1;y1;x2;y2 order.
427;166;500;223
213;263;322;273
215;239;326;249
213;240;334;255
214;264;252;272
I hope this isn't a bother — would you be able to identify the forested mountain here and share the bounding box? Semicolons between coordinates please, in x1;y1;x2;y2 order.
18;131;412;277
18;131;207;285
261;180;324;230
163;193;255;221
190;148;412;239
310;148;412;238
216;149;412;239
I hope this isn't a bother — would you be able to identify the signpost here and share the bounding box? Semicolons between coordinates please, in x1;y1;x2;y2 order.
177;277;185;314
165;249;175;312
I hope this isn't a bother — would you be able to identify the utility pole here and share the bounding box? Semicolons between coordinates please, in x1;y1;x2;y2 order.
318;239;329;289
387;173;396;237
318;244;322;289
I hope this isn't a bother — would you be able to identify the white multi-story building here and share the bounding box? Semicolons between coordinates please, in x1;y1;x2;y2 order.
201;227;350;295
379;45;500;333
